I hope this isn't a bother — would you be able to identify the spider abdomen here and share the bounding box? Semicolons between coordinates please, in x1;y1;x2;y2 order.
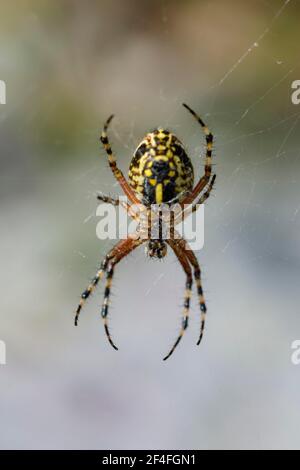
128;129;194;205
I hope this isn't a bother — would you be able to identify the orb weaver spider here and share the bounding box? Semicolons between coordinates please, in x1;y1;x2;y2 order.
75;103;216;360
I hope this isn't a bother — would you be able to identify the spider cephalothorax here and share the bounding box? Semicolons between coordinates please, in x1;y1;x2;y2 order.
128;129;194;205
75;103;216;360
146;240;167;259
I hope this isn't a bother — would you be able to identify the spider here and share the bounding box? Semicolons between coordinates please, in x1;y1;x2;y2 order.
75;103;216;360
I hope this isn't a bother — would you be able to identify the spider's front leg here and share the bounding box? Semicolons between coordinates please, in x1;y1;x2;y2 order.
175;237;207;346
185;249;207;345
75;192;144;328
74;237;141;326
163;239;193;360
75;261;107;326
100;237;144;350
75;205;124;324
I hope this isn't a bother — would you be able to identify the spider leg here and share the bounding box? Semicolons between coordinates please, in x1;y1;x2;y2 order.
97;192;143;223
170;233;208;347
100;237;144;350
75;238;141;326
181;103;214;205
96;193;119;205
163;240;193;361
183;247;207;346
100;115;141;204
75;263;106;326
101;264;118;350
192;174;216;207
179;174;216;223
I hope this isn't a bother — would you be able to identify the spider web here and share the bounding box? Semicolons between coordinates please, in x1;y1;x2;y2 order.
113;0;298;292
1;0;300;450
73;0;300;315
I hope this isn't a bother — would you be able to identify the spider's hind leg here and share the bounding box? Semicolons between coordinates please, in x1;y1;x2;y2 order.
100;115;140;204
191;174;216;213
182;103;214;205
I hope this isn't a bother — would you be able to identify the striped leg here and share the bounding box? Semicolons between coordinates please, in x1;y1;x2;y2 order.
170;233;208;347
100;115;140;204
97;193;119;205
75;261;107;326
163;240;193;361
75;238;141;326
191;174;216;209
184;249;207;346
100;237;144;351
97;192;141;223
179;174;216;223
101;264;118;350
182;104;214;205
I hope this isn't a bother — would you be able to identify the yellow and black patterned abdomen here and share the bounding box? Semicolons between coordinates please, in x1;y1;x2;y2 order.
128;129;194;205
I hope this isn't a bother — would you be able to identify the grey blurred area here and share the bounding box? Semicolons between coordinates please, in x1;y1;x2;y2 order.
0;0;300;450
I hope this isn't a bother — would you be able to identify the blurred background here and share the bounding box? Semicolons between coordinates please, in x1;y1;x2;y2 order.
0;0;300;450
